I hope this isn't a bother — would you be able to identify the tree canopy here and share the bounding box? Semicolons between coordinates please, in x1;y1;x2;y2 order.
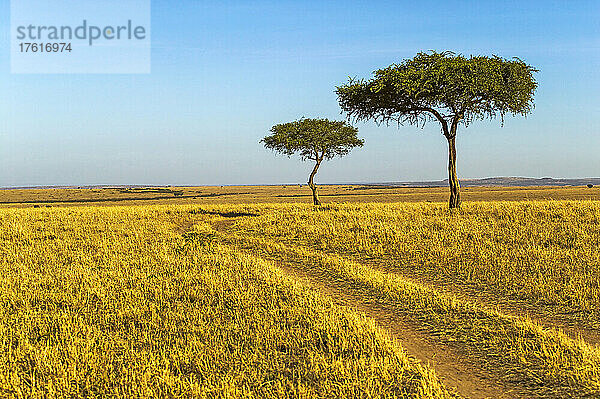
262;118;363;162
336;51;538;138
262;118;363;205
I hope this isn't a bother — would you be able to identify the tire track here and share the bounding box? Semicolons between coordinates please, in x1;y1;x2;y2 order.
204;219;534;399
273;261;526;399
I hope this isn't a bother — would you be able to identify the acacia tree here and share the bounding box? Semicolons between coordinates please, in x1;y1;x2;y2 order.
336;51;537;209
262;118;364;205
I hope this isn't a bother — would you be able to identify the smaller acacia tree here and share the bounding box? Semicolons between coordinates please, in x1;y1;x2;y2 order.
262;118;364;205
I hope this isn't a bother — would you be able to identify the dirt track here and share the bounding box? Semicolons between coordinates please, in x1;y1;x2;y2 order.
171;216;598;398
273;260;525;399
205;219;532;398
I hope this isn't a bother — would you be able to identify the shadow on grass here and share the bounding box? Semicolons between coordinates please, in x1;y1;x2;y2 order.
2;192;252;205
189;209;259;218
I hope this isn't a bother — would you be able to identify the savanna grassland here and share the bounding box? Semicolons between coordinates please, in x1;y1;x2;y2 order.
1;187;600;398
1;184;600;207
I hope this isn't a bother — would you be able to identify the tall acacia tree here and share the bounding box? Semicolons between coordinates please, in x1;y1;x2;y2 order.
262;118;364;205
336;51;537;209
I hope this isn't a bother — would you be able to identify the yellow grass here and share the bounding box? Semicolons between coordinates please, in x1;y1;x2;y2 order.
0;206;450;398
232;201;600;326
2;198;600;397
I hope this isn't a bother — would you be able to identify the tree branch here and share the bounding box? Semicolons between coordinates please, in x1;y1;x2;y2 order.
449;116;460;138
417;107;450;137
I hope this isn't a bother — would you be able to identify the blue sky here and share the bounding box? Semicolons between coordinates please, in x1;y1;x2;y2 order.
0;0;599;186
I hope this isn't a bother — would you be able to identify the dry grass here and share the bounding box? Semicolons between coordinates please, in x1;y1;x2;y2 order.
0;206;451;398
231;202;600;328
187;201;600;397
207;213;600;397
2;197;600;397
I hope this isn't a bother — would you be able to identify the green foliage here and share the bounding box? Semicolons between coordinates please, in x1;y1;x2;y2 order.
262;118;364;161
336;51;538;136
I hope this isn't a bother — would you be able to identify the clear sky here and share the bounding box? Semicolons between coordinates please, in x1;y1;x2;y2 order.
0;0;598;186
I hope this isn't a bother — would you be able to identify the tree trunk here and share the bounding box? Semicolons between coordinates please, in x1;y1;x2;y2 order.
308;160;321;206
447;136;460;209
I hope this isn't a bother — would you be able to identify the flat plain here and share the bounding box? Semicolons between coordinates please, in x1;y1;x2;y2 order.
1;185;599;398
1;184;600;207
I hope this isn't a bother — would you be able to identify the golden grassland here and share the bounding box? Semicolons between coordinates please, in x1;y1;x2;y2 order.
232;202;600;327
1;194;600;397
209;201;600;397
0;207;450;398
